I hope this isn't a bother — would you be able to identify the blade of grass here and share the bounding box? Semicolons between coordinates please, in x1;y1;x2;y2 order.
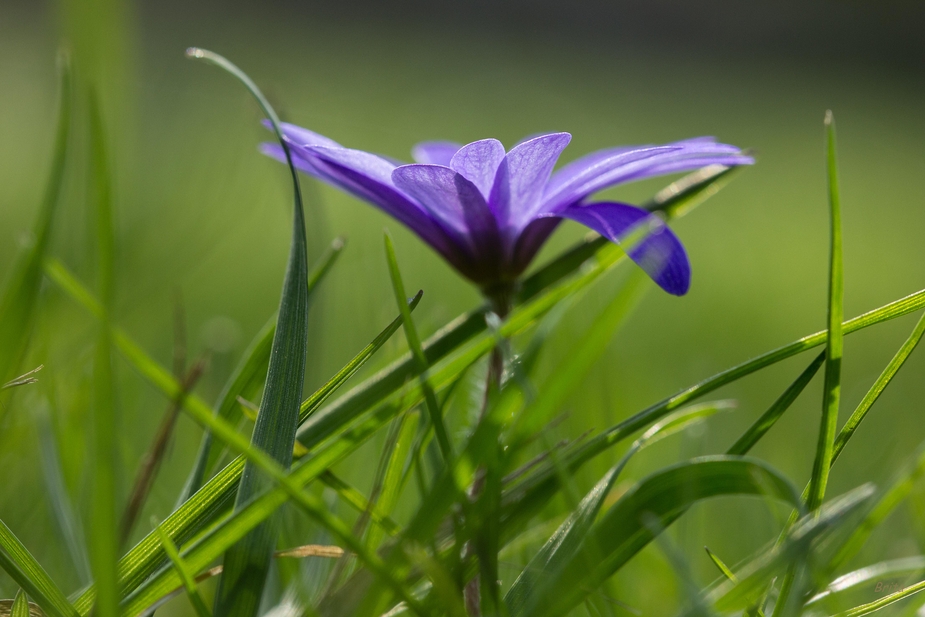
181;237;345;502
384;230;451;461
1;366;43;390
525;456;803;617
0;54;70;389
705;485;874;613
0;518;79;617
154;521;212;617
727;352;825;456
70;293;421;614
87;87;118;617
505;402;733;616
117;395;424;617
807;109;844;513
186;49;310;617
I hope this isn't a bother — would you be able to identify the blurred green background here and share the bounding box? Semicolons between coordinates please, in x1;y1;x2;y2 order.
1;0;924;613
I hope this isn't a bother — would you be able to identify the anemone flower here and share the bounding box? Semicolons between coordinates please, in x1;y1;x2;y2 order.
262;125;752;312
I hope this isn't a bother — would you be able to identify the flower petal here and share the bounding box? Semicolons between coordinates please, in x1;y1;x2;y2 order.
490;132;572;233
542;139;753;213
411;141;461;166
553;202;691;295
449;138;506;198
261;142;470;271
391;164;502;260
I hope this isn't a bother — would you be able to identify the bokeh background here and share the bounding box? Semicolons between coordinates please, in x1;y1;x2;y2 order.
1;0;924;613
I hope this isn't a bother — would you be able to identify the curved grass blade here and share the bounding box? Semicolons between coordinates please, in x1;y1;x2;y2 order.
180;236;345;502
807;109;844;513
523;456;802;617
186;48;310;617
154;521;211;617
0;518;79;617
0;53;70;389
505;402;733;616
384;231;451;461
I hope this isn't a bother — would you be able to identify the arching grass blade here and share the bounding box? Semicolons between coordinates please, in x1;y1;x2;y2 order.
154;521;212;617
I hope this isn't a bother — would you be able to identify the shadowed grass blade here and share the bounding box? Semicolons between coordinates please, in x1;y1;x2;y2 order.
807;109;844;513
384;231;451;461
0;54;70;390
186;49;310;617
0;518;79;617
154;521;211;617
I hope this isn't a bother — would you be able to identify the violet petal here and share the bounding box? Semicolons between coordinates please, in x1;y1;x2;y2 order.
553;201;691;295
490;132;571;233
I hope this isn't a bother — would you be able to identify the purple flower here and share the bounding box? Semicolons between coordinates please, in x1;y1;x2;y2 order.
262;125;752;300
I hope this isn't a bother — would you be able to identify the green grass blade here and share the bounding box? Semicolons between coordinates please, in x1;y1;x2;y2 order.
727;352;825;455
68;293;419;615
807;110;844;513
87;88;118;617
10;591;28;617
154;521;212;617
706;485;875;613
0;518;79;617
366;412;418;553
180;237;345;502
523;456;802;617
500;296;925;536
705;547;738;582
833;579;925;617
0;53;70;388
384;231;451;461
831;310;925;465
186;50;310;617
828;441;925;572
505;402;732;616
117;398;424;617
